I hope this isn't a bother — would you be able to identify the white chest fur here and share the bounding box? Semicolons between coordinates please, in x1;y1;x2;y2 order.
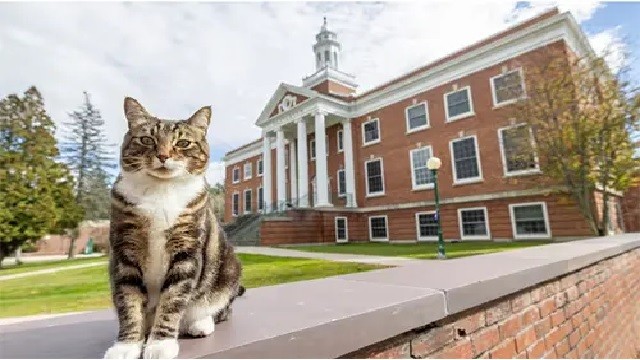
115;172;205;309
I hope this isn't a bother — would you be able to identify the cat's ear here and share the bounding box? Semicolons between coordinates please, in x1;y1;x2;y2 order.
186;106;212;132
123;97;150;129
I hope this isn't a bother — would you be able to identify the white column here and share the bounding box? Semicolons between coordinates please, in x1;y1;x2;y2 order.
262;135;272;213
296;118;309;208
276;128;286;210
314;111;331;207
289;139;297;205
342;119;357;208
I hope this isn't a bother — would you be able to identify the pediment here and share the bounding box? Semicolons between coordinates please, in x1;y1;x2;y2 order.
256;83;320;126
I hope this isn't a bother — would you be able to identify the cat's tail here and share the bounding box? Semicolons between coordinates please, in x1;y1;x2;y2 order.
237;285;246;297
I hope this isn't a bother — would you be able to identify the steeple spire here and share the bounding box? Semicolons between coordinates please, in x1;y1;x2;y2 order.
313;17;341;71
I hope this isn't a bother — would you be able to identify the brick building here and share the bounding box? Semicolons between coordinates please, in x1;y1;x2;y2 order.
223;9;632;245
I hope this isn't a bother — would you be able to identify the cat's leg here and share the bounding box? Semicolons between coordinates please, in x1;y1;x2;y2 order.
104;258;148;359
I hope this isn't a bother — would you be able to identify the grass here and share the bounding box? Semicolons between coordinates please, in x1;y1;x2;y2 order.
0;254;382;319
0;256;107;276
287;241;552;260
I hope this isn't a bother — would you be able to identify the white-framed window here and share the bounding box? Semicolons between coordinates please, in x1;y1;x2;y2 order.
337;130;344;153
509;202;551;239
449;135;483;184
243;163;252;180
310;139;316;160
337;169;346;197
243;189;252;214
257;159;263;177
335;216;348;243
325;135;329;157
444;86;474;122
416;212;439;241
362;118;381;146
405;102;429;132
285;152;289;169
491;68;525;107
232;167;240;184
368;215;389;242
232;192;239;216
257;186;263;212
458;207;490;240
365;158;385;197
410;146;435;190
498;124;540;176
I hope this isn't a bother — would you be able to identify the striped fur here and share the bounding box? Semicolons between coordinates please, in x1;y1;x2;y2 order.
104;98;243;359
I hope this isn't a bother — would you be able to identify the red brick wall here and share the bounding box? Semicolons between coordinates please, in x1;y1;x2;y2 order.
622;184;640;232
311;80;356;96
344;248;640;359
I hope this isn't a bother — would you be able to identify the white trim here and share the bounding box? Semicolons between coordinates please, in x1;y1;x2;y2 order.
409;146;435;191
415;211;438;241
509;202;552;239
405;101;430;133
232;167;241;184
457;207;491;240
490;67;526;108
444;86;475;122
337;129;344;153
243;188;253;214
231;191;240;217
361;118;381;146
257;158;263;177
449;135;483;185
335;216;349;243
497;124;541;177
310;139;316;160
364;157;385;197
337;168;346;197
368;215;389;242
243;162;252;180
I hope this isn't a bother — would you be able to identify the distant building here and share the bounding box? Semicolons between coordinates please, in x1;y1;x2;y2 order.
223;9;630;245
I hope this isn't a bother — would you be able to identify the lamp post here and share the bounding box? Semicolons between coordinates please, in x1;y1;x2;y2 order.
427;157;446;259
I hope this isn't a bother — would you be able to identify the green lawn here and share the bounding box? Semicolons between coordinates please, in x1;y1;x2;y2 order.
0;256;107;276
287;241;552;260
0;254;382;318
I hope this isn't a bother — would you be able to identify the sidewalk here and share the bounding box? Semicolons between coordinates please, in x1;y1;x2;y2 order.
0;261;107;282
1;253;103;267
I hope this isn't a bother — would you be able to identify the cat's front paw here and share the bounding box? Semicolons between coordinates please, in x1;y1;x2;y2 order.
103;341;143;359
185;317;215;337
143;339;179;359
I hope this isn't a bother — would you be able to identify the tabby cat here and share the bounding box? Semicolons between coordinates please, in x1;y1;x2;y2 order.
103;97;244;359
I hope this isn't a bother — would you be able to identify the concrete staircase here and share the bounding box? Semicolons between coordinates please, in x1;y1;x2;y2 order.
223;214;262;247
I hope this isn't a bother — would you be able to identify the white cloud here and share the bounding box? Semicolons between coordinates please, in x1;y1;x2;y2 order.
0;1;612;185
588;26;628;73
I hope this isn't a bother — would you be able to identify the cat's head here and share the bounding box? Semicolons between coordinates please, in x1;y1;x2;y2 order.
120;97;211;180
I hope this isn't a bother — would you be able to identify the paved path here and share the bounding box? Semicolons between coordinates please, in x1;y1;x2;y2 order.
0;261;107;282
1;253;103;267
235;246;424;267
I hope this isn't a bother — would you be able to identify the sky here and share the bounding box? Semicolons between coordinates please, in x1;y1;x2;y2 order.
1;1;638;185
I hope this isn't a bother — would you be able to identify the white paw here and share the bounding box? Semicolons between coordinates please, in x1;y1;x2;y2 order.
143;339;179;359
104;341;143;359
185;317;215;337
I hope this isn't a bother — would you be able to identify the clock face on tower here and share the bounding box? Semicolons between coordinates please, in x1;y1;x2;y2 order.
278;95;297;114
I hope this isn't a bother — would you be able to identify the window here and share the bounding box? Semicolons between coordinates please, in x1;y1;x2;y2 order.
450;136;482;184
337;130;344;153
509;202;551;239
243;163;252;180
243;189;252;214
232;192;239;216
257;187;263;211
324;50;330;62
369;216;389;241
458;207;490;240
491;68;524;106
257;159;263;177
406;102;429;132
334;52;338;68
337;169;346;196
335;217;348;242
232;167;240;184
416;212;439;241
285;152;289;169
444;86;474;121
362;118;380;145
365;158;385;196
310;139;316;160
410;147;435;190
325;135;329;157
498;125;539;176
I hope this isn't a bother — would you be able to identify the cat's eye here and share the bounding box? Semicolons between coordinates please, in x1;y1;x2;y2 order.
175;140;191;148
139;136;155;145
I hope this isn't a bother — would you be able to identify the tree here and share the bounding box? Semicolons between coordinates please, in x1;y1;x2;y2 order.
507;44;640;235
209;182;225;220
0;87;83;266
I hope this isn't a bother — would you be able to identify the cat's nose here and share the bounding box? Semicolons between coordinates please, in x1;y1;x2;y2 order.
157;154;169;163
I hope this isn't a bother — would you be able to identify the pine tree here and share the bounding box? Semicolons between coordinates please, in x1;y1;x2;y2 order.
61;91;115;221
0;86;83;266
